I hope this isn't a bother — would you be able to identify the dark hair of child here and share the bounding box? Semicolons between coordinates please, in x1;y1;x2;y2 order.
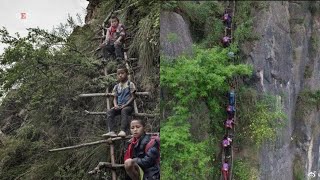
117;64;128;73
131;119;146;127
110;15;119;22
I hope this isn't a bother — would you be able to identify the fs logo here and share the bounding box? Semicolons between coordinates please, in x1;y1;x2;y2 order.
308;171;320;178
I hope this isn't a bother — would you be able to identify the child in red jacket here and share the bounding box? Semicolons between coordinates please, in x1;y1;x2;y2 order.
124;119;160;180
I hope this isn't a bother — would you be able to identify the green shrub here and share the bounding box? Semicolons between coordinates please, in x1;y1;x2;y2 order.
237;88;287;147
233;159;259;180
234;1;259;43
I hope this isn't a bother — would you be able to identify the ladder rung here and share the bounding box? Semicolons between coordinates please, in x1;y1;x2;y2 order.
126;58;138;61
95;47;101;51
92;36;105;40
99;162;124;168
49;132;159;152
101;132;158;139
102;134;132;139
49;136;134;152
84;110;158;117
79;92;151;97
88;162;124;175
123;49;129;52
97;73;117;78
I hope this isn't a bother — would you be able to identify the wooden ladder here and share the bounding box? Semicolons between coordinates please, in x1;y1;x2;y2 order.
49;14;159;180
221;1;237;180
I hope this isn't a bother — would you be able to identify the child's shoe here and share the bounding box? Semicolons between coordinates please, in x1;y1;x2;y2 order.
118;130;126;137
102;131;117;137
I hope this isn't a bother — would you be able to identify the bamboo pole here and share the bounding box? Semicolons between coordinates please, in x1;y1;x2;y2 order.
84;110;158;117
229;1;236;179
49;136;131;152
88;162;125;175
49;140;108;152
133;100;139;114
79;92;151;97
110;143;117;180
88;162;124;175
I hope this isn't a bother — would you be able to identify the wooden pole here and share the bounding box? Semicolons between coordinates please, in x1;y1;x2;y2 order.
49;140;108;152
79;92;151;97
134;100;139;114
49;136;132;152
110;143;117;180
229;2;236;179
88;162;124;175
84;110;158;117
104;67;111;110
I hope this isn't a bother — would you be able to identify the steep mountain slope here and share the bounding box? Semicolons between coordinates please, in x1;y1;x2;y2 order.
245;1;320;179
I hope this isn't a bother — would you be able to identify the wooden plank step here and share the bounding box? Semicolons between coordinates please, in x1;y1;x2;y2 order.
49;137;132;152
101;132;158;138
88;162;125;175
49;139;109;152
84;110;158;117
96;73;117;79
126;57;138;61
101;134;132;138
79;92;151;97
92;36;105;40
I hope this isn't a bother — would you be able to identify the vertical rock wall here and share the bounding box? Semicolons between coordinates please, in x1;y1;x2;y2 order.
244;1;320;179
160;11;193;59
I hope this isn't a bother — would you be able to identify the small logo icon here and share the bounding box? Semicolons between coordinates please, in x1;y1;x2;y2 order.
20;13;27;19
308;171;316;178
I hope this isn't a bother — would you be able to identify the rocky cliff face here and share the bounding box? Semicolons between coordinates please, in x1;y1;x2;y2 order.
245;1;320;179
160;11;193;59
85;0;101;24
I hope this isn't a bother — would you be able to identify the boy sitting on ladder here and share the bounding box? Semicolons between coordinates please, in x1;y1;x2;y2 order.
103;65;136;137
100;15;126;62
124;119;160;180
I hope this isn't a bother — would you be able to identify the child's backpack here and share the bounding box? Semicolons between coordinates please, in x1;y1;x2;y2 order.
224;14;229;21
227;105;235;113
115;81;131;95
226;105;232;112
229;91;235;105
225;120;233;128
145;134;160;164
222;139;229;147
223;36;229;43
222;163;229;171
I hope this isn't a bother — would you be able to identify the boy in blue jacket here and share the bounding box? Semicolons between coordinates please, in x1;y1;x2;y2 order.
103;65;136;137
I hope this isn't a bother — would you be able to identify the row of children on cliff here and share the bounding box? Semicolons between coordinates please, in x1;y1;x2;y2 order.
221;8;236;179
221;86;236;180
100;63;159;180
222;88;236;179
98;16;159;179
221;8;232;48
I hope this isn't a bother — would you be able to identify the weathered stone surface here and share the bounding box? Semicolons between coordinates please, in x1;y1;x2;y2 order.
85;0;101;24
244;1;320;179
160;11;193;59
